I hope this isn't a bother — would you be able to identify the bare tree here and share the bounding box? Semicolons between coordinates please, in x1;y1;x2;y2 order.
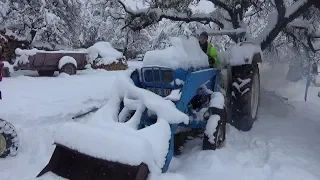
115;0;319;51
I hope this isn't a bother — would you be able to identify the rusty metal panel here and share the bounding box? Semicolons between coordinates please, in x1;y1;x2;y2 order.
32;53;46;67
44;53;61;67
28;55;35;66
71;53;85;68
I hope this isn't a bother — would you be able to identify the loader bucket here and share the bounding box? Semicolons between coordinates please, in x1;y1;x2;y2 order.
37;144;150;180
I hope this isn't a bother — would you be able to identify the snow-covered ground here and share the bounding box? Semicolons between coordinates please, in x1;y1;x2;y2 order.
0;62;320;180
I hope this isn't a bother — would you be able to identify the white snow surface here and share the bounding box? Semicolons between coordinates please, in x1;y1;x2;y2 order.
285;0;308;18
1;62;320;180
204;115;220;144
88;74;189;125
207;28;246;36
210;92;225;109
87;41;124;65
174;79;185;86
254;10;278;45
58;56;77;69
165;89;182;101
143;36;209;70
228;42;263;66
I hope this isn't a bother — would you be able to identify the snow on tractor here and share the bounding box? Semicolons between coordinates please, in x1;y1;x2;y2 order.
0;61;19;158
36;36;262;180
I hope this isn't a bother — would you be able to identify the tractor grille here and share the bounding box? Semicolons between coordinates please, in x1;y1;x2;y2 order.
143;68;175;97
143;68;174;84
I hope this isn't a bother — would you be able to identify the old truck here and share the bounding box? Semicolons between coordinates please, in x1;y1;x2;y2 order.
12;42;128;76
13;48;88;76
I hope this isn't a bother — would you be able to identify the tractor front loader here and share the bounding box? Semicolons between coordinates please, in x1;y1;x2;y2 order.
36;65;227;180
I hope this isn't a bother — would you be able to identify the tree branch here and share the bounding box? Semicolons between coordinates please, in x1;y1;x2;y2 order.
117;0;224;30
258;0;312;51
207;0;233;14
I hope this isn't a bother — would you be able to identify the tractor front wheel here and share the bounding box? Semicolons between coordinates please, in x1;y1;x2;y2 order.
203;107;227;150
0;119;19;158
230;62;260;131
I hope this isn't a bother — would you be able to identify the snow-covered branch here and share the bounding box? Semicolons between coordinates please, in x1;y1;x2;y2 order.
307;37;320;52
207;0;232;14
118;0;224;30
256;0;312;51
207;28;246;36
283;17;320;53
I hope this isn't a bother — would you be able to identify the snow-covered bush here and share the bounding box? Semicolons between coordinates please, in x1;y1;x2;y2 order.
87;42;128;71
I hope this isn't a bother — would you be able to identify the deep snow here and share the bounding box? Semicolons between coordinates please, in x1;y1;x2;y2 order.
143;36;209;70
0;62;320;180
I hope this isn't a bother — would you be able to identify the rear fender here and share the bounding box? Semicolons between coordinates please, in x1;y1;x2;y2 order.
176;68;218;113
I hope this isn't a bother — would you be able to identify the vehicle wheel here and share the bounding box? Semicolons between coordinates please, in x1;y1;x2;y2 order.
230;62;260;131
60;63;77;75
38;70;55;77
203;107;227;150
0;119;19;158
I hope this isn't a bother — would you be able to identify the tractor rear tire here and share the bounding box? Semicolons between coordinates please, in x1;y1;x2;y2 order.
230;62;260;131
0;119;19;158
203;107;227;150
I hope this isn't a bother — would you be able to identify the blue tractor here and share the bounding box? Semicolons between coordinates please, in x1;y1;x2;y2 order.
132;66;227;171
37;42;262;180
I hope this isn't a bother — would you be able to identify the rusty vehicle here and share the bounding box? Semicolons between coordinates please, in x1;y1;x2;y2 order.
13;49;87;76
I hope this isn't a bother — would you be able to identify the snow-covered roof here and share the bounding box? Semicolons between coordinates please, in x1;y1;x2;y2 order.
143;36;209;70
